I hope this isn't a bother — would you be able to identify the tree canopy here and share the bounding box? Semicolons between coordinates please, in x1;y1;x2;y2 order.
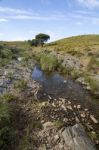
28;33;50;47
35;33;50;46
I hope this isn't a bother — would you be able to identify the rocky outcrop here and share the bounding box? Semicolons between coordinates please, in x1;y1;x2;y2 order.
62;124;96;150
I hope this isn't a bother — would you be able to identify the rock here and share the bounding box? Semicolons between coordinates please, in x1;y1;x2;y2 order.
76;77;86;85
67;105;73;111
61;104;67;111
68;101;71;105
17;57;22;61
64;80;67;83
85;108;88;111
75;117;80;123
80;113;86;118
77;105;81;109
52;102;56;107
48;95;52;100
90;115;98;124
62;123;96;150
74;105;77;108
86;86;91;91
43;122;54;130
54;134;59;141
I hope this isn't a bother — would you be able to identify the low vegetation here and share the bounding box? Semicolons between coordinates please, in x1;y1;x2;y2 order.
39;53;58;71
14;79;28;91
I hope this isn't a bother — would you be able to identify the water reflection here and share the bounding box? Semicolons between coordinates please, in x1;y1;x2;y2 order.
32;66;87;101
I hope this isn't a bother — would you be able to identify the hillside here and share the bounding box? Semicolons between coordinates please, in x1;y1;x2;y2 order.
47;34;99;52
0;35;99;149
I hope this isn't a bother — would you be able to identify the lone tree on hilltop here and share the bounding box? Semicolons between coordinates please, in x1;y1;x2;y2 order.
30;39;39;47
35;33;50;46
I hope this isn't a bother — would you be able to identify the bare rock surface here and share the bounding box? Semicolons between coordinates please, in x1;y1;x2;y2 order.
62;124;96;150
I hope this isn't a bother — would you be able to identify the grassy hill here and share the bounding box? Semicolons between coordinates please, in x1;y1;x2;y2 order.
47;34;99;52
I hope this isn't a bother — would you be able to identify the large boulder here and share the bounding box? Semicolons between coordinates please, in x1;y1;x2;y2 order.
62;123;96;150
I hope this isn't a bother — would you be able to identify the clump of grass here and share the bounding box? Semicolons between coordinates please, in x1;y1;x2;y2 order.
67;50;83;57
88;56;99;70
14;79;28;91
70;69;81;79
84;73;99;92
1;93;17;102
0;98;13;149
40;53;58;71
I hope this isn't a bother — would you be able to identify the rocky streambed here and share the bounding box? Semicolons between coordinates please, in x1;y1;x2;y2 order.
0;60;99;150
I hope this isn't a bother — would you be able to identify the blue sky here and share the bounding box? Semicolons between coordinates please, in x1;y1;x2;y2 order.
0;0;99;41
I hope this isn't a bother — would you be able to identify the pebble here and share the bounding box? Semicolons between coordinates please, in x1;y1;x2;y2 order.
75;117;80;123
61;104;67;111
64;80;67;83
77;105;81;109
68;101;71;105
80;113;86;118
67;105;73;111
90;115;98;124
54;134;59;141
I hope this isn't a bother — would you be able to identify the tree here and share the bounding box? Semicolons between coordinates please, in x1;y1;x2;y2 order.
35;33;50;46
30;39;39;47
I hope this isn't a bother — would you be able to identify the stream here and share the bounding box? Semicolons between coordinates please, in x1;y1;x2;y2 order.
32;66;99;116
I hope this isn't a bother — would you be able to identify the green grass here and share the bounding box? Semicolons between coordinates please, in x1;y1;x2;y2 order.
83;73;99;92
40;53;58;71
88;56;99;70
1;93;17;102
47;34;99;52
14;79;28;91
0;95;14;149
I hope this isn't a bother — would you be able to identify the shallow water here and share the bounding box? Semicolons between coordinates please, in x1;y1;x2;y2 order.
32;66;99;115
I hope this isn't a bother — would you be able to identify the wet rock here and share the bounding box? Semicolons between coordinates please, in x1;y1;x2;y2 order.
62;123;96;150
64;80;67;83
